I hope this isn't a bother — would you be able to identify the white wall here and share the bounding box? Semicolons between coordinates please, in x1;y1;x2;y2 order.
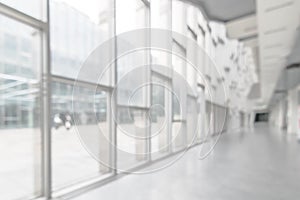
269;98;287;129
270;84;300;134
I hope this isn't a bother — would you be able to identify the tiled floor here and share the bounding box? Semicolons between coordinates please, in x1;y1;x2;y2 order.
72;123;300;200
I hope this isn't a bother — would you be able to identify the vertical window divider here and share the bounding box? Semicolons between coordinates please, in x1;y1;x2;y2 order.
170;0;174;154
148;0;152;162
41;0;52;198
112;0;118;175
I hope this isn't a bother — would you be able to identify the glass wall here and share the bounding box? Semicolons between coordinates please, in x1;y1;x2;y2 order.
172;39;187;151
0;15;42;200
49;0;114;190
150;0;173;157
151;74;171;159
116;106;148;169
116;0;150;170
186;96;198;145
0;0;232;199
150;0;172;75
51;80;110;189
50;0;114;84
0;0;45;20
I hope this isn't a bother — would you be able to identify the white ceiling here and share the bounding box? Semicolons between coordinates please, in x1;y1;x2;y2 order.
256;0;300;108
188;0;256;22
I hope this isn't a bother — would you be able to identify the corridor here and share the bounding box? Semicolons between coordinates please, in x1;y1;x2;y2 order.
73;123;300;200
1;0;300;199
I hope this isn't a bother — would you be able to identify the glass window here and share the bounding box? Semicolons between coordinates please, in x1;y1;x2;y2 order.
116;0;150;107
116;0;149;34
4;34;17;55
115;0;150;171
186;27;198;94
50;0;114;85
172;121;186;151
117;107;148;170
171;40;187;151
150;0;172;76
50;0;114;190
51;81;111;190
116;59;149;107
0;0;45;20
186;96;198;145
0;15;41;200
151;75;171;159
172;39;187;78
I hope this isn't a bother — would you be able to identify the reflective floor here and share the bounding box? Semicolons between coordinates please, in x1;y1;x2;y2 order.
73;123;300;200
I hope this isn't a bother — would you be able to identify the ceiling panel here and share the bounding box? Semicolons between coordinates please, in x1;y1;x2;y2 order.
226;14;257;40
256;0;300;105
190;0;256;22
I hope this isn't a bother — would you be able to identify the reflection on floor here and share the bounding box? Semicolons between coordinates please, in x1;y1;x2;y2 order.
73;123;300;200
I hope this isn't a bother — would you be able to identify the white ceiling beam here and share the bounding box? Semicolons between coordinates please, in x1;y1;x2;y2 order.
225;14;258;40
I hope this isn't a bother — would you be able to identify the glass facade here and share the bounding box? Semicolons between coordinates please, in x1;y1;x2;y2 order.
0;0;45;20
0;0;237;199
51;81;110;189
151;74;171;159
49;0;114;190
0;15;42;200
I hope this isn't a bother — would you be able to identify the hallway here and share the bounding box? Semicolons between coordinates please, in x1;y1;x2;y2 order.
1;1;300;199
73;123;300;200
